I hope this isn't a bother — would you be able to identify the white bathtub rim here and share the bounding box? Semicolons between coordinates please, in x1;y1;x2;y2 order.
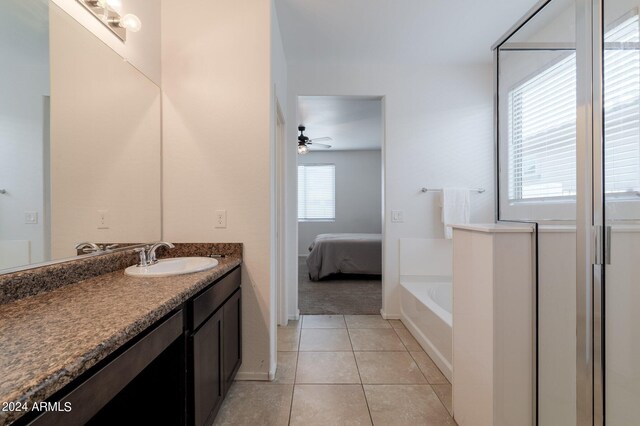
400;274;451;284
400;306;453;382
399;280;452;327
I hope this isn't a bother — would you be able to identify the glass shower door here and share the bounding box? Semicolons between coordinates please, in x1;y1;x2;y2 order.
602;0;640;423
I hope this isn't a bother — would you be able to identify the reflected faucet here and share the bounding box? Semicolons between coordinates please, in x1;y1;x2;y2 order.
135;242;175;267
75;242;120;254
75;242;102;253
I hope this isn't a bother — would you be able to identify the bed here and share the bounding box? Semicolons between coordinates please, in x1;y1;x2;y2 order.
306;233;382;281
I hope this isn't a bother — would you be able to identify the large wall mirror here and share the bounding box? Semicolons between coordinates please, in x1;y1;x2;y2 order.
0;0;161;272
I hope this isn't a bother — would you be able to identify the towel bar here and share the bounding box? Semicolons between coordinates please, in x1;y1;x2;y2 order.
421;187;485;194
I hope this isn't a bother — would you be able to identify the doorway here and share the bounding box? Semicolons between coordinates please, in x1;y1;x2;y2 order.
295;95;384;315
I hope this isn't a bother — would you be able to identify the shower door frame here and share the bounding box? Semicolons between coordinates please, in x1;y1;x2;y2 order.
492;0;605;424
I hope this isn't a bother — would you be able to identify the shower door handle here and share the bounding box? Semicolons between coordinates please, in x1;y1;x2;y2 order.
593;225;612;265
604;225;611;265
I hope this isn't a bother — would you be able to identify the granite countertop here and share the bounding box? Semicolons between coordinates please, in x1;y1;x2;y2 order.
0;255;242;425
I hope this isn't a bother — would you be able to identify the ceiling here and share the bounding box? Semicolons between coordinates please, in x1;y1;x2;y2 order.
275;0;538;65
298;96;382;151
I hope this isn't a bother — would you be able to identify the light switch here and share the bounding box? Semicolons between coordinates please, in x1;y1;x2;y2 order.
97;210;109;229
215;210;227;228
24;211;38;224
391;210;404;223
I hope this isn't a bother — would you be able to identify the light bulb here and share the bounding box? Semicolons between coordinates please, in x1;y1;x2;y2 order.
119;13;142;32
298;144;309;155
106;0;122;13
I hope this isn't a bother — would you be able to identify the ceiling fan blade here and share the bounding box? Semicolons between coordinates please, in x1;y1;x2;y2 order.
308;136;333;143
309;142;332;149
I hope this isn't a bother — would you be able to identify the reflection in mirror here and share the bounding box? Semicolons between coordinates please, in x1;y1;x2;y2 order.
0;1;161;272
0;0;50;269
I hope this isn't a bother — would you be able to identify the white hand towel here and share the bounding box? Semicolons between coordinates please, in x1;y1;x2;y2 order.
441;188;470;239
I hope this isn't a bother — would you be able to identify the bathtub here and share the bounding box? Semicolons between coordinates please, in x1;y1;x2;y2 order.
400;277;453;382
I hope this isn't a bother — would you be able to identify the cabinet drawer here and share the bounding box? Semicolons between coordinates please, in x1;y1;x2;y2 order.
191;267;240;330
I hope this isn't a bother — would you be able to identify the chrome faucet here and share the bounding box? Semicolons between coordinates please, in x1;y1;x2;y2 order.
147;242;175;264
134;242;175;267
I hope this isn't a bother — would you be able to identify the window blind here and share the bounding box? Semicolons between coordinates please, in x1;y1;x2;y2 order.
508;54;577;200
298;164;336;221
507;14;640;201
604;15;640;195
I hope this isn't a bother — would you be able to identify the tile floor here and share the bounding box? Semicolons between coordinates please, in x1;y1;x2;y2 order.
214;315;456;426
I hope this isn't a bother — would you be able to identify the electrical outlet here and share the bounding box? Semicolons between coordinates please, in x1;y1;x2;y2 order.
215;210;227;228
97;210;109;229
391;210;404;223
24;211;38;224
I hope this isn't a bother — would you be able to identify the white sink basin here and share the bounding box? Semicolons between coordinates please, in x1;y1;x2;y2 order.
125;257;219;277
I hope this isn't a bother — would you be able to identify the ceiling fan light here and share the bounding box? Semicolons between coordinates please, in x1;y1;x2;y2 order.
297;144;309;155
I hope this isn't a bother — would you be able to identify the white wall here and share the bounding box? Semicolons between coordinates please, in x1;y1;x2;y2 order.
162;0;279;380
270;0;288;369
49;5;161;259
0;0;50;268
286;62;495;317
297;150;382;255
50;0;161;84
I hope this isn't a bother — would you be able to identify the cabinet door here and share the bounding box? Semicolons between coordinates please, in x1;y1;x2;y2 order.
192;309;223;426
223;289;242;392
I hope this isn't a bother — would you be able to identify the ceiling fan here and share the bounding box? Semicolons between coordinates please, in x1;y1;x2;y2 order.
297;125;332;154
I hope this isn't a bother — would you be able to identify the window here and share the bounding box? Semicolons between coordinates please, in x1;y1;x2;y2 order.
298;164;335;221
508;54;577;201
604;15;640;195
507;14;640;202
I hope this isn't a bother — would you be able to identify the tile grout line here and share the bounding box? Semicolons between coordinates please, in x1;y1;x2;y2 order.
392;322;454;420
392;325;434;385
287;316;303;425
346;317;376;426
289;316;454;424
391;324;435;387
430;383;454;418
279;316;453;424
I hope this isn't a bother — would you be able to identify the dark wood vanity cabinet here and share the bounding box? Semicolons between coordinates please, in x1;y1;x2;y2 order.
188;266;242;426
191;309;224;426
222;289;242;392
22;265;242;426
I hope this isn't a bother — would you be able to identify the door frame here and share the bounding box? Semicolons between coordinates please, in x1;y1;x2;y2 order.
275;98;288;326
288;94;387;318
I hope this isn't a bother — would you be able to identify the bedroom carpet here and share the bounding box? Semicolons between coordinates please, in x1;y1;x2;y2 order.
299;257;382;315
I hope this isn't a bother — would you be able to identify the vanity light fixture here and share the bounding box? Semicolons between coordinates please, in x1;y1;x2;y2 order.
110;13;142;33
76;0;142;41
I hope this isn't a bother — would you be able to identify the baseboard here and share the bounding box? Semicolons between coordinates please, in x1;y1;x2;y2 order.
380;309;401;320
288;309;300;321
235;371;271;381
269;358;277;381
